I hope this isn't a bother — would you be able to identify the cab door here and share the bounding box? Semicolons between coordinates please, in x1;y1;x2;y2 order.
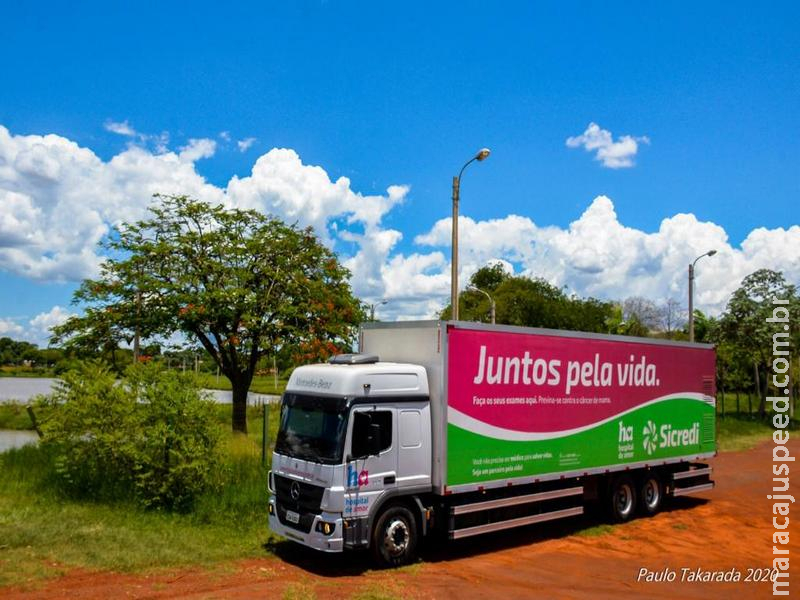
343;407;397;520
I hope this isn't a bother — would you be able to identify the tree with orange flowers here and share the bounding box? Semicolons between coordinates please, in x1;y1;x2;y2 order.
53;195;364;433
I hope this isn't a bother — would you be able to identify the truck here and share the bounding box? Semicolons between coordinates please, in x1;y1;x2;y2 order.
267;321;716;565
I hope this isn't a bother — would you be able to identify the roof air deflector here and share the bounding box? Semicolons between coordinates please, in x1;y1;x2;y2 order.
328;354;380;365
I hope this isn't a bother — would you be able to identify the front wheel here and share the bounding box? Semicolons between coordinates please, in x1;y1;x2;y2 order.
371;505;418;567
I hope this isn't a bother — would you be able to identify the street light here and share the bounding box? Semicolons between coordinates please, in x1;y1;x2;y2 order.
469;286;496;325
369;299;388;321
688;250;717;342
451;148;491;321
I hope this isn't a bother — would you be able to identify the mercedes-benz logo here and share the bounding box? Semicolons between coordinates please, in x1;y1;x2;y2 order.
290;481;300;501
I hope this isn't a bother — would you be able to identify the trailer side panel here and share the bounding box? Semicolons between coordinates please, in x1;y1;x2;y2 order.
446;326;716;490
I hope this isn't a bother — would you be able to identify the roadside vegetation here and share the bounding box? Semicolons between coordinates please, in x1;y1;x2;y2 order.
0;361;280;588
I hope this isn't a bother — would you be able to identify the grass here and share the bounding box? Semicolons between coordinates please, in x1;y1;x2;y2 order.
576;524;616;538
195;372;288;395
715;414;787;452
0;367;54;378
0;403;35;430
0;404;282;589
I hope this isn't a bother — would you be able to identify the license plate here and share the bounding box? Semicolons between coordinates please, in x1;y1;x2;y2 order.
285;510;300;524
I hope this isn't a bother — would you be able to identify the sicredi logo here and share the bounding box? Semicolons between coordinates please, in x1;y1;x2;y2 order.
642;420;700;455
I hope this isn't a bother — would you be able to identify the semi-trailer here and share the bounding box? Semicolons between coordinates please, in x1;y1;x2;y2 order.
268;321;716;565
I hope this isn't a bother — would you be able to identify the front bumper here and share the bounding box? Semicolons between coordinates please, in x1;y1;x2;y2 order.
268;496;344;552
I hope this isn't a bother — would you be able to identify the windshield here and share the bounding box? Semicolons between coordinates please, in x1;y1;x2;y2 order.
274;393;349;464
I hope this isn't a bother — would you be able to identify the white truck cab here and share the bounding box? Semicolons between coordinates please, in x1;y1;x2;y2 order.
268;354;432;562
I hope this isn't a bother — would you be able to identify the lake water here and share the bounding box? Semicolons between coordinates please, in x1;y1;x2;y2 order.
0;377;59;403
0;429;39;452
0;377;279;405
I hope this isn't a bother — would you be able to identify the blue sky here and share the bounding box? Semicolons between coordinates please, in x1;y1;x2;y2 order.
1;2;798;343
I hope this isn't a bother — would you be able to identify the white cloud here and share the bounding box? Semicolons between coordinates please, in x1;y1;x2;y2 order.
27;306;75;345
179;138;217;162
0;123;797;328
0;125;223;281
237;137;257;152
104;119;136;137
566;122;649;169
0;318;24;338
0;306;74;346
219;131;231;142
412;195;800;316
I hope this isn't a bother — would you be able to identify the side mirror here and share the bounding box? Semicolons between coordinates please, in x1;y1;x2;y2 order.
368;423;381;456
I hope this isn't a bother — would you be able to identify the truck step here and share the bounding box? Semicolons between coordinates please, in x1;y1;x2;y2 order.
672;466;712;481
451;486;583;516
671;482;715;497
451;506;584;540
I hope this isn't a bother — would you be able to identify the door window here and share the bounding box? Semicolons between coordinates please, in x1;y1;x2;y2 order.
351;410;392;458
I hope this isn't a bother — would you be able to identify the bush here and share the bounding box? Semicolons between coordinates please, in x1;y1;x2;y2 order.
35;361;223;510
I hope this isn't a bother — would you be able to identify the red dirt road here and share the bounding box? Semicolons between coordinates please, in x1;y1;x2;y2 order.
5;439;798;599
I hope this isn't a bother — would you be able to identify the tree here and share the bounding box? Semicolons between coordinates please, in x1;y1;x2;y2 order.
715;269;799;417
0;337;43;366
659;298;687;338
622;297;661;332
53;195;364;433
469;263;509;292
441;266;614;334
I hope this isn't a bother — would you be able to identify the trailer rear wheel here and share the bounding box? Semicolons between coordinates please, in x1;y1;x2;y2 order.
608;475;637;522
371;505;417;567
639;473;663;516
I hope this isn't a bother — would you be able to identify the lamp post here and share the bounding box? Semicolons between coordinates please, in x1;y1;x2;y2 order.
469;286;496;325
369;299;388;321
451;148;491;321
688;250;717;342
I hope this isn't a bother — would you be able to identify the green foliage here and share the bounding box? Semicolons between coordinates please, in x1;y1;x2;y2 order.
52;194;364;432
470;262;510;291
712;269;800;413
0;336;45;366
35;361;223;510
0;402;35;430
443;266;615;333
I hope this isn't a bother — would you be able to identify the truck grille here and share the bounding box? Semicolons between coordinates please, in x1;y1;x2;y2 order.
274;474;325;533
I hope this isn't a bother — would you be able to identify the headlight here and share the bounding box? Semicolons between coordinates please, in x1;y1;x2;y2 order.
315;521;335;536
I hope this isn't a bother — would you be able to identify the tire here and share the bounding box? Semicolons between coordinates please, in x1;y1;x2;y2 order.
608;475;637;523
371;505;418;567
639;473;663;516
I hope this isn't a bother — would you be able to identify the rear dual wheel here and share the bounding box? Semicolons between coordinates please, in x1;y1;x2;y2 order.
608;475;637;522
608;472;663;522
638;473;663;516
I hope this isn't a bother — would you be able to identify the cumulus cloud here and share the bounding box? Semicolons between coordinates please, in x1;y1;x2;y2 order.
414;196;800;316
0;306;74;346
27;306;75;345
0;123;797;327
237;137;257;152
566;122;649;168
0;124;407;281
0;318;24;338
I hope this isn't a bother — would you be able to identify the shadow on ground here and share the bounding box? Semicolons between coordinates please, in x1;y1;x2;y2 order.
265;496;708;575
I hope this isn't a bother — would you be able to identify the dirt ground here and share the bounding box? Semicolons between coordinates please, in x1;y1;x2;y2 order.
4;438;798;599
